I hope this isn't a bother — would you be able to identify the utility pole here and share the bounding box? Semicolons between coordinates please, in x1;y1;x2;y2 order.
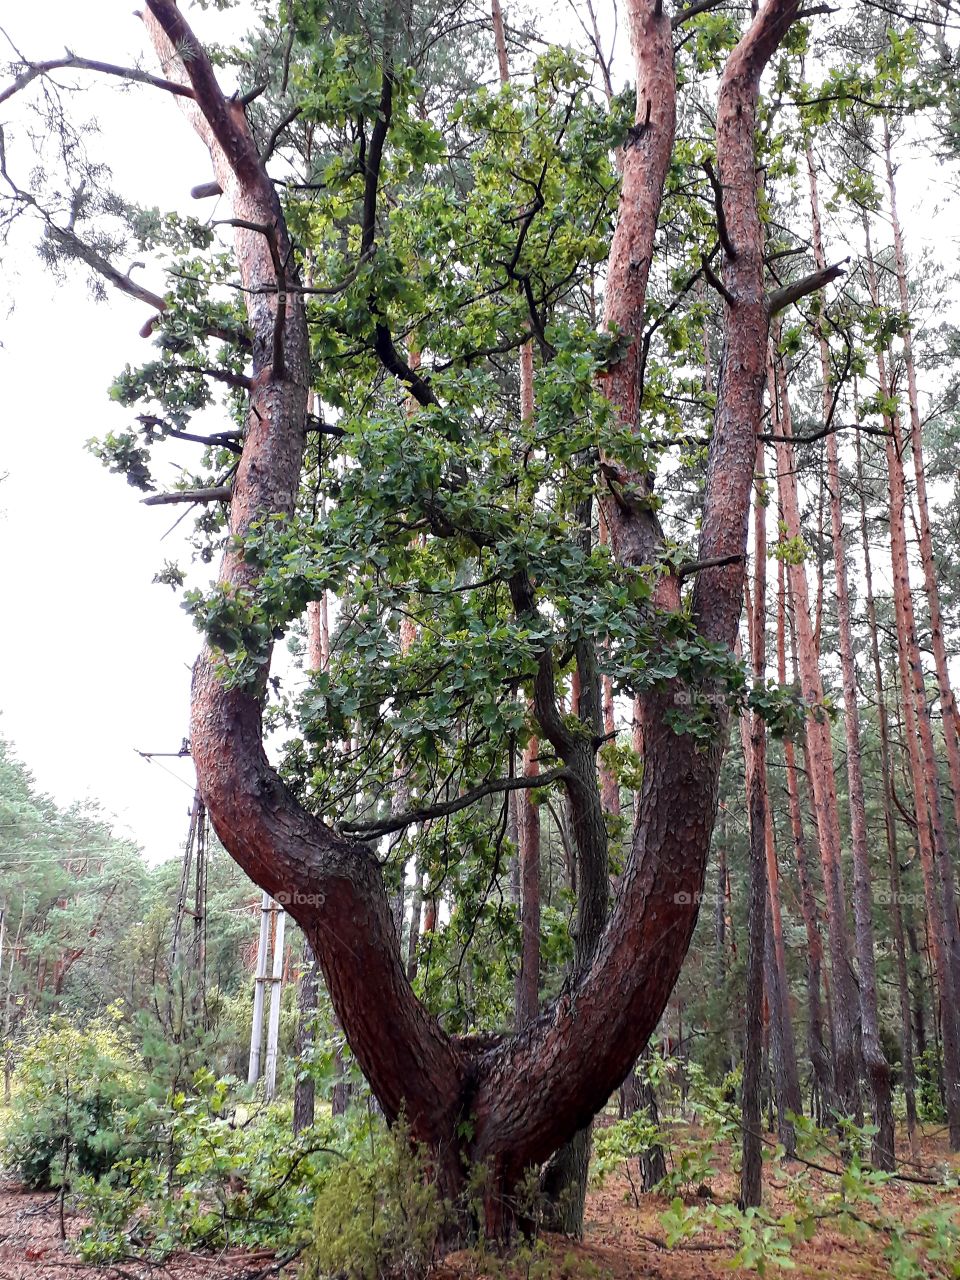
248;890;272;1084
248;892;286;1095
264;905;286;1100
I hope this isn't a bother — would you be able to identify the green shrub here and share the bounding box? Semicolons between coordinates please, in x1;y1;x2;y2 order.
303;1118;447;1280
2;1010;145;1189
75;1068;339;1261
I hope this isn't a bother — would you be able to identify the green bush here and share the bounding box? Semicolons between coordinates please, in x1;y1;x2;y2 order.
303;1118;447;1280
74;1068;340;1261
2;1010;146;1189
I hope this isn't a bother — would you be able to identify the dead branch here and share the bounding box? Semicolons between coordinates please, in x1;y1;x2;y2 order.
142;485;232;506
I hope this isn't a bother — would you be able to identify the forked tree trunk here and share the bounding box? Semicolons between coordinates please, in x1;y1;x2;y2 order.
143;0;811;1236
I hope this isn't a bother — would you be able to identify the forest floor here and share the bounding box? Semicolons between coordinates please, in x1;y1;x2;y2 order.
0;1128;956;1280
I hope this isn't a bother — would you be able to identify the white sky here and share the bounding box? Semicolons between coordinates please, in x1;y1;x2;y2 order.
0;3;234;863
0;1;955;867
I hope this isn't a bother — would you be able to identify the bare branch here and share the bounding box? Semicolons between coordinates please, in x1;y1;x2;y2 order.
142;485;232;507
262;105;302;163
675;552;744;580
767;259;847;315
0;54;195;106
702;253;735;307
703;158;736;259
760;420;890;445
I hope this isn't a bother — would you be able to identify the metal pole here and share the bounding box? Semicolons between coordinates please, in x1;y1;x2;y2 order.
264;906;286;1100
247;891;272;1084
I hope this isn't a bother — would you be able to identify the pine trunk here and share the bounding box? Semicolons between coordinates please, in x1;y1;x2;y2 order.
771;350;861;1123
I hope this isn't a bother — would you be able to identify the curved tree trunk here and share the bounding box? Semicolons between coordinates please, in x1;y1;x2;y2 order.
143;0;808;1237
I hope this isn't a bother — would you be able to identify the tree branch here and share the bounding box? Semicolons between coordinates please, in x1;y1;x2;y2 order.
341;768;570;838
760;420;890;445
675;552;744;580
0;54;195;106
142;485;232;507
767;260;847;315
672;0;727;27
703;158;736;259
702;253;735;307
374;323;439;407
262;105;302;164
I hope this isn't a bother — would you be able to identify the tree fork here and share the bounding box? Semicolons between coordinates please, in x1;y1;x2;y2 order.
136;0;819;1239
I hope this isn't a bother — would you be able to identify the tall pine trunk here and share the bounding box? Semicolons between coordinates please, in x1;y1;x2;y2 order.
863;217;960;1148
771;349;861;1123
854;426;919;1146
777;560;833;1117
806;149;893;1166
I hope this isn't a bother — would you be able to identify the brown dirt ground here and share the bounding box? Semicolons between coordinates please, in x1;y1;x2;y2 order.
440;1127;960;1280
0;1129;956;1280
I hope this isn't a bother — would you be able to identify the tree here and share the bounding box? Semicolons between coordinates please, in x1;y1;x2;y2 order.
2;0;847;1237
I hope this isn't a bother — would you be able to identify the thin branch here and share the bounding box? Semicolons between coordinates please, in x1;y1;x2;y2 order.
672;0;727;28
178;363;252;391
341;768;570;838
0;54;194;106
703;158;736;259
0;135;248;348
262;105;302;163
702;253;735;307
760;420;890;445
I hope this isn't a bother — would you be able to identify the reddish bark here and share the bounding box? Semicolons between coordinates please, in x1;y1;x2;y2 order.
143;0;810;1233
777;559;833;1118
883;124;960;856
807;151;893;1167
742;446;800;1168
490;0;510;83
863;219;960;1147
854;425;918;1144
770;348;861;1122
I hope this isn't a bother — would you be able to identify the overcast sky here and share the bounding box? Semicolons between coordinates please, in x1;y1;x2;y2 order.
0;1;955;867
0;3;239;862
